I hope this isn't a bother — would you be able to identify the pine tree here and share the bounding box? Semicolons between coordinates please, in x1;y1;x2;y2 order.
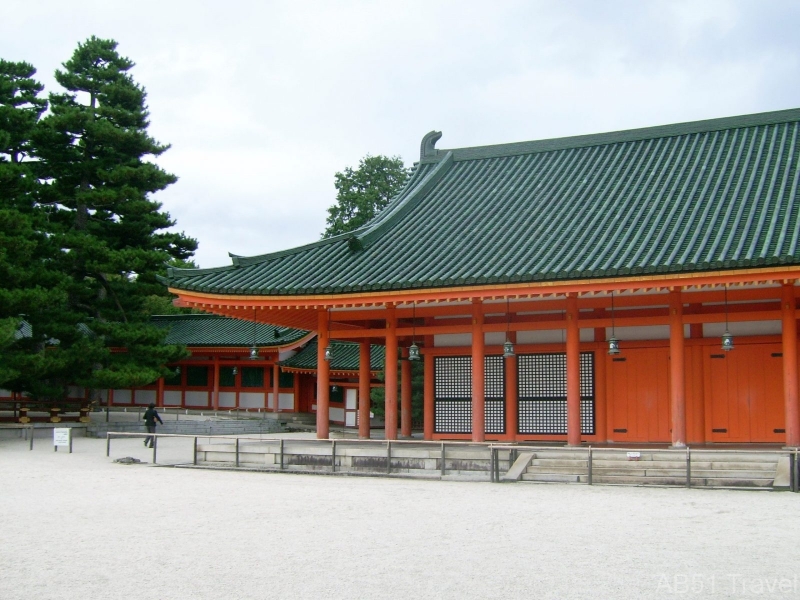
32;37;197;391
0;59;75;394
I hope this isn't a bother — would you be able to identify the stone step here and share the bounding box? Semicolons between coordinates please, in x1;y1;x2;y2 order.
521;473;585;483
530;459;588;468
527;466;588;475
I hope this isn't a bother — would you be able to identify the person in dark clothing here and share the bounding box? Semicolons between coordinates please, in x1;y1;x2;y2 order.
143;403;163;448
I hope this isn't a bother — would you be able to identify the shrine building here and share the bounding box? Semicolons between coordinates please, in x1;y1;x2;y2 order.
162;108;800;448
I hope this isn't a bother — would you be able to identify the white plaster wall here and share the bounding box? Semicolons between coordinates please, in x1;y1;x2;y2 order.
239;392;265;409
67;386;85;398
267;393;274;409
185;391;209;407
703;320;782;337
164;391;182;406
278;393;295;410
345;389;357;410
113;389;132;404
135;390;156;405
330;407;345;423
278;349;297;361
0;389;12;398
517;330;563;344
218;392;236;408
608;325;674;341
435;333;472;347
345;411;356;427
97;389;108;401
484;332;506;346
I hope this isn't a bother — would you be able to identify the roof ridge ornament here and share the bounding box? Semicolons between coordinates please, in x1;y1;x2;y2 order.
420;130;442;160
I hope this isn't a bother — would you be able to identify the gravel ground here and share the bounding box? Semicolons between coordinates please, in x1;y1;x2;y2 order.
1;434;799;600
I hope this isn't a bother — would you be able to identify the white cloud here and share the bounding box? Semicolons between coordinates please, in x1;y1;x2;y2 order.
2;0;799;266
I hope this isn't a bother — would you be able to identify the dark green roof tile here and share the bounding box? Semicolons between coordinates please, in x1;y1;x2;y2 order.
280;339;385;372
166;108;800;296
151;315;308;347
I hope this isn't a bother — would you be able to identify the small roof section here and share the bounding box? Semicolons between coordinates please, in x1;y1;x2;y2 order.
165;108;800;298
151;314;308;347
280;339;385;374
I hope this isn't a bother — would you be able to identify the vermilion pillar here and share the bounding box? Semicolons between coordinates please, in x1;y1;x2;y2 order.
385;305;398;441
401;349;412;437
669;288;686;447
566;294;581;446
505;332;517;442
316;310;330;439
424;352;434;440
358;341;371;439
782;282;799;447
157;377;165;409
212;356;219;410
471;300;485;442
272;363;280;412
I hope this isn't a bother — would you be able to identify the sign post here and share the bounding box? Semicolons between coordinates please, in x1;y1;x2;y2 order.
53;428;72;453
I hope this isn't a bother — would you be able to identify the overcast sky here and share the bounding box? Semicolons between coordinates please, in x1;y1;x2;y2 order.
3;1;799;268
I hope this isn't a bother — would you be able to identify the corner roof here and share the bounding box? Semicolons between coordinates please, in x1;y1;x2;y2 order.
165;108;800;297
279;339;385;373
150;314;308;347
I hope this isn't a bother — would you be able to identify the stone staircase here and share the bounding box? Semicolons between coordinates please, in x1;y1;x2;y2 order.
519;448;786;489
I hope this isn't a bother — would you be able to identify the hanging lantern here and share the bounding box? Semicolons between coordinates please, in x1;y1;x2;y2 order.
503;340;515;358
721;285;734;352
232;366;238;376
249;308;259;360
324;344;333;361
721;331;734;352
608;291;621;356
407;303;421;361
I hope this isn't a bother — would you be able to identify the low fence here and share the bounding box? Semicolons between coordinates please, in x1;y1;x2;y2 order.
106;433;502;478
489;445;800;491
104;433;800;491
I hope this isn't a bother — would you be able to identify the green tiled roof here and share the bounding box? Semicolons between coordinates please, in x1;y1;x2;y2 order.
280;339;385;372
151;315;308;347
166;108;800;296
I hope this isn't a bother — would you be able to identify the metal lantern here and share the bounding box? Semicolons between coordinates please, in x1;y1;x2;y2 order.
721;286;734;352
324;344;333;361
408;342;421;361
721;331;734;352
608;337;620;355
232;366;238;376
248;308;259;360
503;340;515;358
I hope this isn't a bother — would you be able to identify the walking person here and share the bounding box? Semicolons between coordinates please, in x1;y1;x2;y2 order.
143;403;163;448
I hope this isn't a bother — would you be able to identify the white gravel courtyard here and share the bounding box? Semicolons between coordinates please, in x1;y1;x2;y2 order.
1;434;799;600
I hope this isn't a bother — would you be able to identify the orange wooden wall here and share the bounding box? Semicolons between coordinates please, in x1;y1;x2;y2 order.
604;340;790;444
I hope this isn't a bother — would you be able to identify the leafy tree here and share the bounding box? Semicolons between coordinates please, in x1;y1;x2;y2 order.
323;154;410;238
26;37;198;393
369;359;423;425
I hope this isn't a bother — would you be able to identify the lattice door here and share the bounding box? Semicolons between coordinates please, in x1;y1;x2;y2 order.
517;352;595;435
434;355;506;434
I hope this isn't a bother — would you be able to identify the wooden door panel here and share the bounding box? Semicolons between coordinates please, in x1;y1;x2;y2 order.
705;344;785;443
608;349;670;443
706;351;732;441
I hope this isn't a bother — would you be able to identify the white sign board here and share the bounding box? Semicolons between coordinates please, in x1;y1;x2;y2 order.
54;428;71;447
